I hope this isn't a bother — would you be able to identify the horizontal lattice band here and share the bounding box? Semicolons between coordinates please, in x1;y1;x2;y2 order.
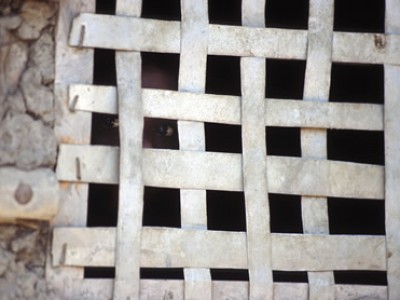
69;84;384;130
53;227;386;271
57;145;384;199
70;13;400;65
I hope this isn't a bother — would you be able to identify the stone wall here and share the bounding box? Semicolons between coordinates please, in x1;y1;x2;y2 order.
0;0;57;168
0;1;59;298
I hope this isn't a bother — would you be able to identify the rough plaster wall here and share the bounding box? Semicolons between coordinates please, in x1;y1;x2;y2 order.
0;1;59;299
0;0;57;170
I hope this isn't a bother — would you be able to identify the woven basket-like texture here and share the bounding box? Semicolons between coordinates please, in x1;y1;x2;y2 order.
51;0;400;299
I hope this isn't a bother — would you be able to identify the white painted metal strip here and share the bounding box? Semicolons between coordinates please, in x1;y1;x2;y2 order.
240;16;273;297
265;100;383;131
178;0;212;297
46;279;388;300
57;145;384;199
333;32;400;65
208;25;308;59
53;227;386;271
69;13;180;53
69;13;400;65
113;49;143;300
301;0;334;298
384;64;400;300
69;84;383;130
334;285;387;300
271;234;386;271
52;227;248;269
268;156;384;200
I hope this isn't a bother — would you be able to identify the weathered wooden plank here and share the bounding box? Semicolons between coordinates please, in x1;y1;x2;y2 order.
268;156;384;200
184;269;211;300
69;13;180;53
273;283;308;300
57;145;384;199
271;234;386;271
140;280;184;300
69;84;118;114
0;168;58;220
69;12;400;65
212;281;249;299
178;1;211;298
308;272;334;300
113;51;143;298
52;227;248;269
56;144;120;184
52;279;388;300
301;0;334;298
241;55;273;298
333;32;400;65
208;25;308;59
69;84;384;130
65;279;114;300
265;100;383;131
143;149;243;191
334;284;387;300
112;3;144;297
61;279;185;300
52;227;115;267
140;228;248;269
70;13;308;58
385;64;400;300
385;2;400;298
53;227;386;271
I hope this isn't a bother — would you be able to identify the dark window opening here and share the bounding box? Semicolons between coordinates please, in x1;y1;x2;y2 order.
91;113;120;146
327;129;384;165
266;127;301;157
269;194;303;233
140;268;184;280
329;63;384;104
143;118;179;150
334;271;387;286
91;49;117;148
143;187;181;228
211;269;249;281
96;0;116;15
328;197;385;235
205;123;242;153
84;267;115;279
141;0;181;21
93;49;116;86
273;271;308;283
266;59;306;100
206;55;241;96
334;0;385;33
142;52;180;91
208;0;242;26
87;184;119;227
265;0;309;30
207;190;246;232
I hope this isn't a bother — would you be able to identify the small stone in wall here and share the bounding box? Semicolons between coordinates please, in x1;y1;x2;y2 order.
21;68;54;124
30;29;55;85
3;41;28;94
0;114;57;170
16;0;56;40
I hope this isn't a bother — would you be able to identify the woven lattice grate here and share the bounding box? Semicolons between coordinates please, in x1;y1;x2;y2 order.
50;0;400;299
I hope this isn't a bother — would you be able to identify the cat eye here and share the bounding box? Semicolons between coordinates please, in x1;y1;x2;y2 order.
155;124;175;137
